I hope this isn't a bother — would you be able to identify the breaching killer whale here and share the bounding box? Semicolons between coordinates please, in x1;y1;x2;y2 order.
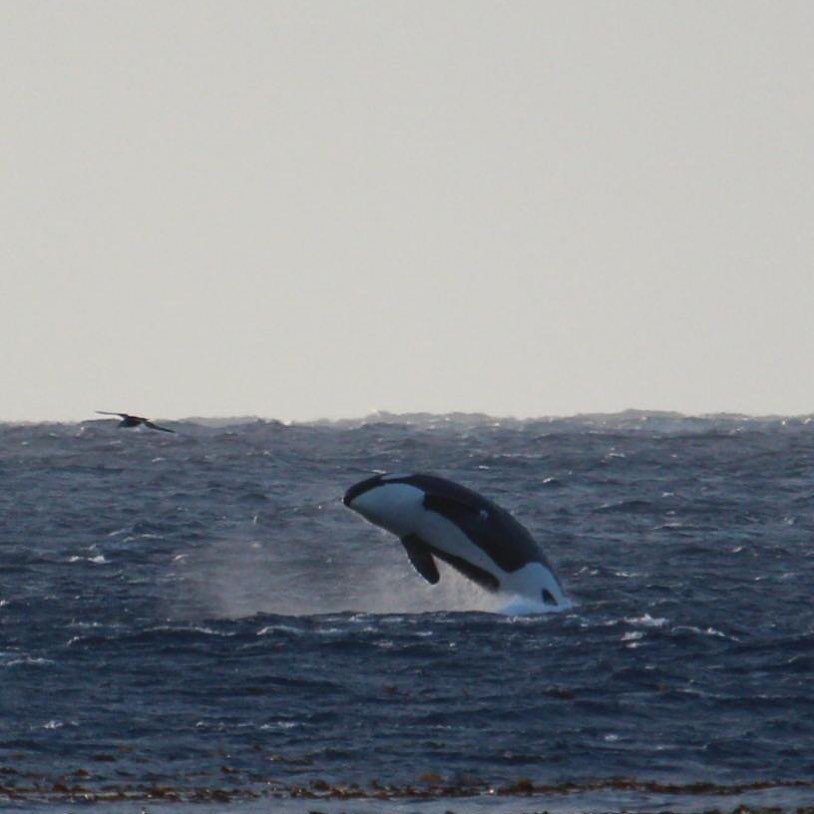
343;473;568;606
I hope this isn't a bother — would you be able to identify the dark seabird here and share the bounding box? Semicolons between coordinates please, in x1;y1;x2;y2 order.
95;411;175;433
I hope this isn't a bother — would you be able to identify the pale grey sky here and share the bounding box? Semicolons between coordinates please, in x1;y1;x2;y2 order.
3;1;813;422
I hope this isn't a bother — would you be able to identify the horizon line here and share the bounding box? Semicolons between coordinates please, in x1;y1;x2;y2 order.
2;407;813;427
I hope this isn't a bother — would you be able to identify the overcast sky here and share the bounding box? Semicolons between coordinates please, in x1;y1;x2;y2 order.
3;1;813;422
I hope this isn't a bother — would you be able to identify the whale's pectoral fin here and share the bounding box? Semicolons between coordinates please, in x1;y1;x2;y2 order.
401;535;440;584
428;548;501;592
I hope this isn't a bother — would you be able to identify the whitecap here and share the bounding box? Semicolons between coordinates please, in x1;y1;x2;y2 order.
673;624;739;641
148;624;233;637
257;624;302;637
624;613;668;627
4;657;55;668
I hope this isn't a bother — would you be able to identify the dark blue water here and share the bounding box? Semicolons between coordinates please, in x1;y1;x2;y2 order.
1;413;813;809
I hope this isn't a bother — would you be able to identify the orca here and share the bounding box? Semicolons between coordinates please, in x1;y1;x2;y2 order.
343;473;568;606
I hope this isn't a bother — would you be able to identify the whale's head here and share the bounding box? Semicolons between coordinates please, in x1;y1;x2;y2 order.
343;473;424;537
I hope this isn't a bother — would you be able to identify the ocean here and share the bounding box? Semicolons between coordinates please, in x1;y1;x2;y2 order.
1;412;812;813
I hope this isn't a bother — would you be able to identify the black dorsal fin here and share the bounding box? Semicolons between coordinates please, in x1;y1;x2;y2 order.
401;535;440;584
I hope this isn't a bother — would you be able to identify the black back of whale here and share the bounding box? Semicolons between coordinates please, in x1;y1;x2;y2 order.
345;472;561;582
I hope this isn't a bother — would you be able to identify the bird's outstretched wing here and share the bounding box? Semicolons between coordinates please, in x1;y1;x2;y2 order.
96;410;129;418
144;421;175;434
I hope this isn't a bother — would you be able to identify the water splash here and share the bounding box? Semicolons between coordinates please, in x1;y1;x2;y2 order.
171;534;524;618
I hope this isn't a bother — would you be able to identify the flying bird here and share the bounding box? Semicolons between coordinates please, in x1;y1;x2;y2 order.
95;411;175;433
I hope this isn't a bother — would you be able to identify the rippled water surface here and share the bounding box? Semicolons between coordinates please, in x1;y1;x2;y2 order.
1;413;813;809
